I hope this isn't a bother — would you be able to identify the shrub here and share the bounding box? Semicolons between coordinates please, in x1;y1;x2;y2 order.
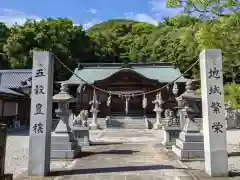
195;83;240;109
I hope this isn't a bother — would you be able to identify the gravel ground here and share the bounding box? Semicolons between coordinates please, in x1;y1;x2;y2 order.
4;130;72;179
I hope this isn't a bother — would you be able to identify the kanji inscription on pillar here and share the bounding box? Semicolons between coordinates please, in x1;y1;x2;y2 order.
28;51;54;176
200;49;228;177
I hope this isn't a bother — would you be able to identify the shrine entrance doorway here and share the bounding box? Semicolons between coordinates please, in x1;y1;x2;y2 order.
111;91;144;117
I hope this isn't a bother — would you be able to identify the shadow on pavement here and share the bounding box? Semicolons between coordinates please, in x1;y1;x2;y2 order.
90;142;123;146
76;150;140;158
228;152;240;157
7;129;29;136
229;171;240;177
48;164;187;176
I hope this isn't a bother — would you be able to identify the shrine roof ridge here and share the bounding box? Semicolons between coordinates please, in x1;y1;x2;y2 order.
77;62;175;69
62;62;188;85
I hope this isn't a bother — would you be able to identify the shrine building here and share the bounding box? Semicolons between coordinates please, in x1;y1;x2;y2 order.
63;63;188;118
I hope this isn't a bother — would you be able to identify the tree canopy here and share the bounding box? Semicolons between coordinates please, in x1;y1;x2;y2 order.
0;12;239;81
166;0;240;18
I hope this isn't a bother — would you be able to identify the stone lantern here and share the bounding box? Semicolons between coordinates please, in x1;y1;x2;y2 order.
152;92;164;129
172;80;204;159
89;89;101;129
162;82;182;149
51;83;81;159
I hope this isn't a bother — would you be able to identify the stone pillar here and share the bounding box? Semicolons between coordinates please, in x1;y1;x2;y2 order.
200;49;228;177
51;83;81;159
28;51;53;176
89;90;100;129
153;92;164;129
172;80;204;159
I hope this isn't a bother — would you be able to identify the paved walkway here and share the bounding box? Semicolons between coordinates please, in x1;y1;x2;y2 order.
16;129;194;180
17;129;240;180
55;142;193;180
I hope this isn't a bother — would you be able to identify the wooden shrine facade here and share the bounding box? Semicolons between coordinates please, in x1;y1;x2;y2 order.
64;63;188;118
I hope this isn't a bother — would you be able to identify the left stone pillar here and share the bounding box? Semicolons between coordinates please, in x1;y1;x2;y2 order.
28;51;53;176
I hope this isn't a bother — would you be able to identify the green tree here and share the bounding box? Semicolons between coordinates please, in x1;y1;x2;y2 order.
3;18;94;80
0;22;9;69
195;13;240;80
167;0;240;18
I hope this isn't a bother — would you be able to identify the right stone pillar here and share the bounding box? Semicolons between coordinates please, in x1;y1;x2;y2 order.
200;49;228;177
172;80;204;159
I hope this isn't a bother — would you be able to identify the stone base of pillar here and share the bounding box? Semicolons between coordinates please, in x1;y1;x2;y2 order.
73;126;90;146
162;126;181;149
143;116;150;129
51;133;81;159
172;131;204;160
153;123;161;129
89;123;100;130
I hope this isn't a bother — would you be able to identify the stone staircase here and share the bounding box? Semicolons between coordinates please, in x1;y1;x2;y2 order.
106;116;149;129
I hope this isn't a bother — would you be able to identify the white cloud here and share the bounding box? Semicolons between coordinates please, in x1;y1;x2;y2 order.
82;19;101;30
148;0;183;20
87;8;98;14
0;8;41;26
124;12;158;25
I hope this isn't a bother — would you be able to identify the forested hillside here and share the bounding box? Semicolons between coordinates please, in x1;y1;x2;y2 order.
0;13;239;81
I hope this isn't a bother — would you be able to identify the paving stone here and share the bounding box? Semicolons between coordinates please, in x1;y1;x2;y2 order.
17;129;195;180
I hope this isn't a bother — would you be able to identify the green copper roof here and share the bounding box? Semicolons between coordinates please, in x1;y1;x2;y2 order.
65;63;188;85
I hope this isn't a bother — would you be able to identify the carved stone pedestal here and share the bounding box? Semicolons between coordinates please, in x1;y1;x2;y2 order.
172;116;204;160
162;126;181;149
73;126;90;146
143;115;150;129
172;131;204;159
89;111;100;129
89;122;100;130
153;109;162;129
51;132;81;159
105;116;112;128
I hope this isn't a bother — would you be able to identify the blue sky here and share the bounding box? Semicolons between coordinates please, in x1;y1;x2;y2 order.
0;0;183;29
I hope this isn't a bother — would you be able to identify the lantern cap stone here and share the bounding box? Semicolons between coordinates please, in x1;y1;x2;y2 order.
53;83;75;102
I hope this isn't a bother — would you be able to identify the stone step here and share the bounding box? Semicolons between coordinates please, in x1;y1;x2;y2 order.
176;139;204;150
51;146;81;159
95;117;149;129
51;141;77;150
172;145;204;159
